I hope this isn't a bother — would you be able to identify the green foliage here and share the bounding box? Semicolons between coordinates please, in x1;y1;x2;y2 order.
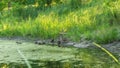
70;0;82;8
84;26;119;44
13;6;38;20
0;0;7;11
12;0;35;5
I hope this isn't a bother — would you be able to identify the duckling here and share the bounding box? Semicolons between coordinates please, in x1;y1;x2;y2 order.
50;39;55;43
16;41;22;44
35;41;43;45
57;40;62;47
62;38;68;43
35;40;46;45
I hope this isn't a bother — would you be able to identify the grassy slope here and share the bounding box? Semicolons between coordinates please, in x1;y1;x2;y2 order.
0;0;120;43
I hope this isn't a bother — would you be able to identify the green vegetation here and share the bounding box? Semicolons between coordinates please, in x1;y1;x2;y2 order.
0;0;120;67
0;0;120;43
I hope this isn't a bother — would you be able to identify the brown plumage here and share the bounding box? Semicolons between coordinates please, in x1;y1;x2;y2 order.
62;38;68;43
57;40;61;47
16;41;22;44
35;41;43;45
50;39;55;43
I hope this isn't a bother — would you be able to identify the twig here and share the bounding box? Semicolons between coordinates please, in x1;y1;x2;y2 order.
16;44;32;68
93;42;120;64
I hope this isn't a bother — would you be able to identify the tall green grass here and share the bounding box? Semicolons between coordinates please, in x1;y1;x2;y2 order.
0;0;120;43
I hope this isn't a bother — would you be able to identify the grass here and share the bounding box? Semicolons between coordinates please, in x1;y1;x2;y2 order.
0;0;120;43
0;1;120;67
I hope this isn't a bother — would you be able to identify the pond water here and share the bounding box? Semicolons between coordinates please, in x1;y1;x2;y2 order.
0;61;119;68
0;59;119;68
0;39;119;68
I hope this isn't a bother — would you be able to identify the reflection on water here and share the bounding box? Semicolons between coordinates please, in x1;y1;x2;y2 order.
30;59;83;68
0;60;119;68
0;60;82;68
0;63;27;68
0;48;119;68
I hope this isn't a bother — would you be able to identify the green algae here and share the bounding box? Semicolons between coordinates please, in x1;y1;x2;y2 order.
0;39;119;68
